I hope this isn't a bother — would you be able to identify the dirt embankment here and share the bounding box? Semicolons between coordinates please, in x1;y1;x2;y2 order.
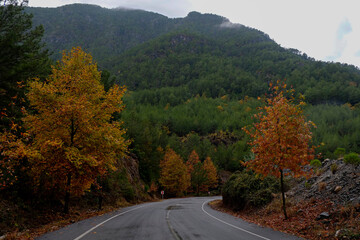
212;159;360;240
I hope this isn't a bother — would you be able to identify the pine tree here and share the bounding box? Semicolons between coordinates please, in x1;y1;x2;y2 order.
0;0;50;131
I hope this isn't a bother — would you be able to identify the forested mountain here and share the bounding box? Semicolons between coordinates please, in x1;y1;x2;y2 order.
26;4;360;183
27;4;360;104
26;4;172;61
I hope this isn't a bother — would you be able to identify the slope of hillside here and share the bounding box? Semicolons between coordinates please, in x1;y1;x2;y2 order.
289;159;360;205
26;4;173;62
212;159;360;239
113;29;360;104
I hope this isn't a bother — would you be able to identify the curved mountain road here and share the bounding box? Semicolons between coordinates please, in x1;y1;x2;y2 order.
37;197;302;240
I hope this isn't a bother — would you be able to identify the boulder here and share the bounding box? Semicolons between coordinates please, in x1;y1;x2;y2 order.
316;212;330;220
333;186;342;193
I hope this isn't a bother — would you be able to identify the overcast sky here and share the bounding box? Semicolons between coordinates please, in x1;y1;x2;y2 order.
28;0;360;68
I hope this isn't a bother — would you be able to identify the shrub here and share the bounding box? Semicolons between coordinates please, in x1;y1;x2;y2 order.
222;171;280;210
304;181;312;189
334;148;346;158
100;169;136;203
344;153;360;165
330;163;338;174
310;159;322;169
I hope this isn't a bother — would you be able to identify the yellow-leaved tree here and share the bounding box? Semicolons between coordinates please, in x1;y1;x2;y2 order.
24;47;129;213
159;148;190;197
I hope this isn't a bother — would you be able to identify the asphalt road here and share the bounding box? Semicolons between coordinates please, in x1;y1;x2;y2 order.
37;196;302;240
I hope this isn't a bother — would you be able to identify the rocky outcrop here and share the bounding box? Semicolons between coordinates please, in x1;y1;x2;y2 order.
288;159;360;206
123;153;149;201
218;170;232;185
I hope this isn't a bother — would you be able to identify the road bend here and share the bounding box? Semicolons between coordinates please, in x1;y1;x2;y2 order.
37;196;302;240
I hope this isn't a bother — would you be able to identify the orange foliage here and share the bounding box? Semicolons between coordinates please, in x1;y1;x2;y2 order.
23;47;129;201
202;156;218;190
243;81;315;178
186;150;200;175
159;148;190;196
243;81;315;219
186;150;218;194
187;150;205;194
149;181;158;193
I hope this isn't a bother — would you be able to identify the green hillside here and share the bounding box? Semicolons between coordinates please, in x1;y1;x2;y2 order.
26;4;173;61
115;30;360;105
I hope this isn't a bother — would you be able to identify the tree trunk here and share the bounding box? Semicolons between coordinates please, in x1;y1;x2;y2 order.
64;173;71;214
280;169;288;219
65;118;76;214
98;190;103;211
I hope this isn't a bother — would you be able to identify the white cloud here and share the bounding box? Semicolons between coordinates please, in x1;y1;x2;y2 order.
219;21;243;29
113;0;191;17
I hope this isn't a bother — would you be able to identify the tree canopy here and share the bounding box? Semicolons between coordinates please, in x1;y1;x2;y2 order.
159;148;190;197
24;47;129;213
244;81;315;218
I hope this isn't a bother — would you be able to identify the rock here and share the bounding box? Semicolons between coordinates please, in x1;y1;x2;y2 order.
350;197;360;205
316;212;330;220
335;229;345;237
334;186;342;193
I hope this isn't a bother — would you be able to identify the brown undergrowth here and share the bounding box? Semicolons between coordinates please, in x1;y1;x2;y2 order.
210;197;360;240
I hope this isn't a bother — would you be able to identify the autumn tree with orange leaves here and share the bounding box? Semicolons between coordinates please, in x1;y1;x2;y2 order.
24;47;129;213
186;150;200;176
203;157;218;191
244;81;315;219
159;148;190;197
186;150;202;194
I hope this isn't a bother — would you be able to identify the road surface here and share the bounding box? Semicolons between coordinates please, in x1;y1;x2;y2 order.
37;196;302;240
